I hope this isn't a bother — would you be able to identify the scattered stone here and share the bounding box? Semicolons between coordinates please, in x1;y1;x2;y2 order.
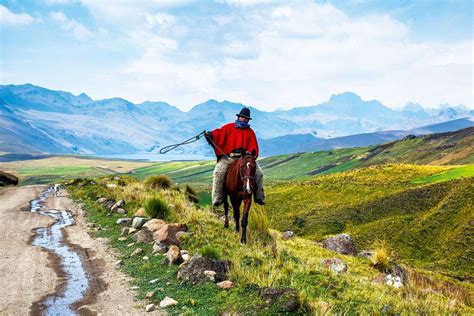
160;297;178;308
145;303;155;312
130;248;144;257
149;278;159;284
322;234;357;256
133;230;153;243
165;245;184;266
153;242;168;254
321;258;347;273
204;270;217;282
134;207;146;217
175;231;189;240
132;217;148;229
166;282;171;286
99;198;116;210
113;176;121;181
116;208;127;215
153;223;188;246
106;184;117;188
282;230;295;240
217;280;233;289
114;260;122;266
120;227;129;236
180;250;190;262
130;286;139;290
385;274;403;288
357;250;373;259
111;199;126;211
143;256;149;261
118;237;127;241
259;287;300;312
145;291;155;298
128;228;138;235
177;255;231;284
96;197;108;204
143;219;167;232
127;242;135;247
389;263;407;285
116;218;130;225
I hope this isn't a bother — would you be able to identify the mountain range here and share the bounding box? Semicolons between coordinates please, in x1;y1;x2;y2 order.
0;84;472;157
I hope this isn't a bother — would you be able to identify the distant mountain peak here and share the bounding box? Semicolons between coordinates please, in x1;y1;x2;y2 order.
403;102;425;113
329;92;362;104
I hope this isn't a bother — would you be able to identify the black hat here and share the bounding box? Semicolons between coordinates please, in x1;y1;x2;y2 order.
236;107;252;120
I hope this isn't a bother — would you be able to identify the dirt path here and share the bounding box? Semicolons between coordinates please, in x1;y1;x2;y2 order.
0;185;56;315
0;186;162;315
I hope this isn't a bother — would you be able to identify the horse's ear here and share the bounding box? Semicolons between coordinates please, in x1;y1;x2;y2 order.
251;149;256;157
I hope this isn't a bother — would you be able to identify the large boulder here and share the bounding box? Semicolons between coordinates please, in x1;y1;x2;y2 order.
143;219;167;232
153;223;188;246
177;255;231;284
0;171;18;186
164;245;183;265
322;234;357;256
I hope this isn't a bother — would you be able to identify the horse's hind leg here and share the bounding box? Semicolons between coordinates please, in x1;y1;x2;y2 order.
223;194;229;228
231;196;241;232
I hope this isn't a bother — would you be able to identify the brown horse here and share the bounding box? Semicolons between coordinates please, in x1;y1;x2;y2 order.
222;153;257;244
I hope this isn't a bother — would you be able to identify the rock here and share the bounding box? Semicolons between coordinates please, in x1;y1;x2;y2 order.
118;237;127;241
389;263;407;285
259;287;300;312
143;256;149;261
120;227;129;236
134;207;146;217
175;231;188;240
357;250;373;259
130;286;139;290
160;297;178;308
146;291;155;298
96;197;108;204
111;199;126;211
204;270;217;282
153;242;168;254
153;224;188;246
116;218;130;225
116;208;127;214
217;280;233;289
321;258;347;273
177;255;231;284
282;230;295;240
165;245;184;265
100;198;116;210
149;278;159;284
143;219;167;232
322;234;357;256
132;230;154;243
128;228;138;235
106;183;117;188
145;303;155;312
127;242;135;247
130;248;144;257
180;250;190;262
114;260;122;266
385;274;403;288
132;217;148;229
113;176;121;181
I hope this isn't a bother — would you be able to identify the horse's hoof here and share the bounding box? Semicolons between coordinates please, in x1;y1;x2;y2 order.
224;222;229;228
240;239;247;244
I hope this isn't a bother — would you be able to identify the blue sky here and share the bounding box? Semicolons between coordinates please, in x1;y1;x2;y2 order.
0;0;472;110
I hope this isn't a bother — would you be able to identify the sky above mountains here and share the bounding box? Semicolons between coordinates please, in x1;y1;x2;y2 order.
1;0;472;111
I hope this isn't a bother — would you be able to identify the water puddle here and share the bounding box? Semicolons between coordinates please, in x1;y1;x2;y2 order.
31;187;89;315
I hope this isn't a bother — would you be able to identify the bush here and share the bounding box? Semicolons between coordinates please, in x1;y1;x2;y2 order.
185;185;199;203
144;175;172;190
371;240;391;272
199;244;221;260
143;196;170;219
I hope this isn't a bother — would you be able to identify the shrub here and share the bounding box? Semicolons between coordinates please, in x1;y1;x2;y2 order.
199;244;221;260
143;196;170;219
144;175;172;190
371;240;391;272
185;185;199;203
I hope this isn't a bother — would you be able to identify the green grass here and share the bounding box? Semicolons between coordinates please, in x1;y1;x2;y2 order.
412;165;474;184
66;175;473;315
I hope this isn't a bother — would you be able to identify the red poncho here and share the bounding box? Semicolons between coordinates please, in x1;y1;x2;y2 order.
209;123;259;159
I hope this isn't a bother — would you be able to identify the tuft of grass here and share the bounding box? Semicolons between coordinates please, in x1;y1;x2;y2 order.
143;196;170;219
185;184;199;203
144;175;172;190
199;244;221;260
370;240;391;272
248;205;273;246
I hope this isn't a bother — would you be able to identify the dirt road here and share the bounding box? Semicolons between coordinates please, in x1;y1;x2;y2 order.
0;186;160;315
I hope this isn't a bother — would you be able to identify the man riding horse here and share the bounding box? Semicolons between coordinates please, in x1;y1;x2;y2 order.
205;107;265;207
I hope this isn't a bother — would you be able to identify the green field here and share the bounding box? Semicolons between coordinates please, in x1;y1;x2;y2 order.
412;165;474;184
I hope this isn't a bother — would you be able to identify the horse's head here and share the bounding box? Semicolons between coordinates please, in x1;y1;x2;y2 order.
238;154;257;195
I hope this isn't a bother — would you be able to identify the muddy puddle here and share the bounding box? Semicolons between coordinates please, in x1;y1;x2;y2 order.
30;187;89;315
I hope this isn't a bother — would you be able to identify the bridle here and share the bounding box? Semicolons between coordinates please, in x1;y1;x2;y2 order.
239;156;256;194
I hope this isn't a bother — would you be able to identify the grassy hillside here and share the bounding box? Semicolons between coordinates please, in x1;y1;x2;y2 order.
66;176;473;314
265;164;474;279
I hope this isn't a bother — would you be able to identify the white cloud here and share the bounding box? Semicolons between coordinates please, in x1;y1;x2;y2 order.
0;5;36;26
50;11;92;40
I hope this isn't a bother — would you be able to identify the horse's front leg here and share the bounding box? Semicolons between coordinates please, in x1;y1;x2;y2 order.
240;197;252;244
223;194;229;228
230;196;241;232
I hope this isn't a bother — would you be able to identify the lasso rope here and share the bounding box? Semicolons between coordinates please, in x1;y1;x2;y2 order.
159;131;205;154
